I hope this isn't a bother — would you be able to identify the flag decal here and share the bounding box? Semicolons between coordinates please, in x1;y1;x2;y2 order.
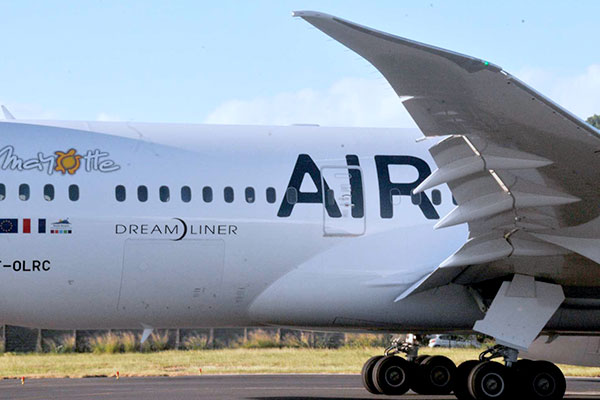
0;219;18;233
22;218;31;234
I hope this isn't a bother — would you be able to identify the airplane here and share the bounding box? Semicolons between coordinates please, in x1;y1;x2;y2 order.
0;9;598;400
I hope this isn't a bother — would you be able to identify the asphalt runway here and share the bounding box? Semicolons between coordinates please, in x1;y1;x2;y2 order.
1;374;600;400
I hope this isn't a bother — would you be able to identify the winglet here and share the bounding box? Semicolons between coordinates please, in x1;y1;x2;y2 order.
292;10;332;19
1;105;15;120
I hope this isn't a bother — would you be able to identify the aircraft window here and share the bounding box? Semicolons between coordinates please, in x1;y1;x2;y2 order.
286;187;298;204
266;187;276;203
411;192;422;205
137;185;148;202
245;187;255;203
391;188;401;205
432;189;441;205
0;183;5;200
69;184;79;201
44;184;54;201
452;196;458;206
202;186;213;203
181;186;192;203
159;186;170;202
19;184;30;201
115;185;126;202
325;189;336;207
224;187;234;203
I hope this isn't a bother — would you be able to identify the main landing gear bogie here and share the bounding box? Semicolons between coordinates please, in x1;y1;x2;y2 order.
360;343;567;400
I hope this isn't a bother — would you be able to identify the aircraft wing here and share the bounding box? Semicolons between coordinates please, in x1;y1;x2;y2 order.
295;11;600;298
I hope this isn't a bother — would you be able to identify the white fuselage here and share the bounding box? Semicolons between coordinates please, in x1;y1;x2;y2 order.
0;120;593;334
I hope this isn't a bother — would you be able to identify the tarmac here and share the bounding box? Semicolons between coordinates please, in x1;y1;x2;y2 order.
0;374;599;400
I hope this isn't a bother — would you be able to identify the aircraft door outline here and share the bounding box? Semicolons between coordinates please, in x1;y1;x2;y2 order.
320;165;366;237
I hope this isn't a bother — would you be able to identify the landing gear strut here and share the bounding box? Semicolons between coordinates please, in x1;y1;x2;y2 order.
361;342;566;400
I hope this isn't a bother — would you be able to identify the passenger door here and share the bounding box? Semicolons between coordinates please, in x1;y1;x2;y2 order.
321;166;365;236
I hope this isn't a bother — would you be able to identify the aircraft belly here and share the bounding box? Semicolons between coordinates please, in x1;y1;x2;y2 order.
248;267;484;331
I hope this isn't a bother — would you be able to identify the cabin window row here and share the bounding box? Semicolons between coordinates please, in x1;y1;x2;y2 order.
115;185;278;204
0;183;80;202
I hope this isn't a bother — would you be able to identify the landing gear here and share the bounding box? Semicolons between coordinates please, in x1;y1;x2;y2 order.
412;355;457;395
360;337;416;395
372;355;413;395
360;337;456;396
468;361;510;400
361;355;383;394
360;342;566;400
454;360;481;400
515;360;566;400
453;345;566;400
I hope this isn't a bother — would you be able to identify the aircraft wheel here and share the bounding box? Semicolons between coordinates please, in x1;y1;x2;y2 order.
454;360;480;400
372;355;413;395
361;355;384;394
518;360;566;400
413;354;429;364
410;355;429;394
411;355;456;395
468;361;511;400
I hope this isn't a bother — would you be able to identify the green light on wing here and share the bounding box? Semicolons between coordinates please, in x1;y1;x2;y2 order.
483;61;490;66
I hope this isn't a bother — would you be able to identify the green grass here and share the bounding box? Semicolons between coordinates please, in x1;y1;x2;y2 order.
1;347;599;378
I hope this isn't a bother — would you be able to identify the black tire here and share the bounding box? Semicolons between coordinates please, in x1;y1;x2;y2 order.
361;355;384;394
410;355;430;394
414;354;429;364
372;355;413;395
454;360;480;400
519;360;566;400
411;355;456;395
468;361;511;400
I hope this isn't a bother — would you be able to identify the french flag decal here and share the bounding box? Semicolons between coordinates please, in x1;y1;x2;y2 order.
22;218;31;234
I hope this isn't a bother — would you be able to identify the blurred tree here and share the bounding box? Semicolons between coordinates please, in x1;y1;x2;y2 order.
587;114;600;129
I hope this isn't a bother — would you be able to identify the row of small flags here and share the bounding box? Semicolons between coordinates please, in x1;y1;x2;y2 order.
0;218;71;234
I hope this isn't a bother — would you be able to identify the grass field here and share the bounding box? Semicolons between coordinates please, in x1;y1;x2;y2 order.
1;347;600;379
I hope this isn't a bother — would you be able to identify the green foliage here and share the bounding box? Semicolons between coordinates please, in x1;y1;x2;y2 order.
241;330;281;349
280;332;343;349
90;333;121;354
587;114;600;129
183;334;211;350
280;334;309;348
44;335;76;353
148;332;170;352
120;332;139;353
343;333;391;348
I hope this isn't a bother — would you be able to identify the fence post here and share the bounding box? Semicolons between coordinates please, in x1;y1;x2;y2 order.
36;329;42;352
208;328;214;349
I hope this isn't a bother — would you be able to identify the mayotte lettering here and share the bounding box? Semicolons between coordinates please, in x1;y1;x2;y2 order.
0;146;55;174
0;145;120;175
